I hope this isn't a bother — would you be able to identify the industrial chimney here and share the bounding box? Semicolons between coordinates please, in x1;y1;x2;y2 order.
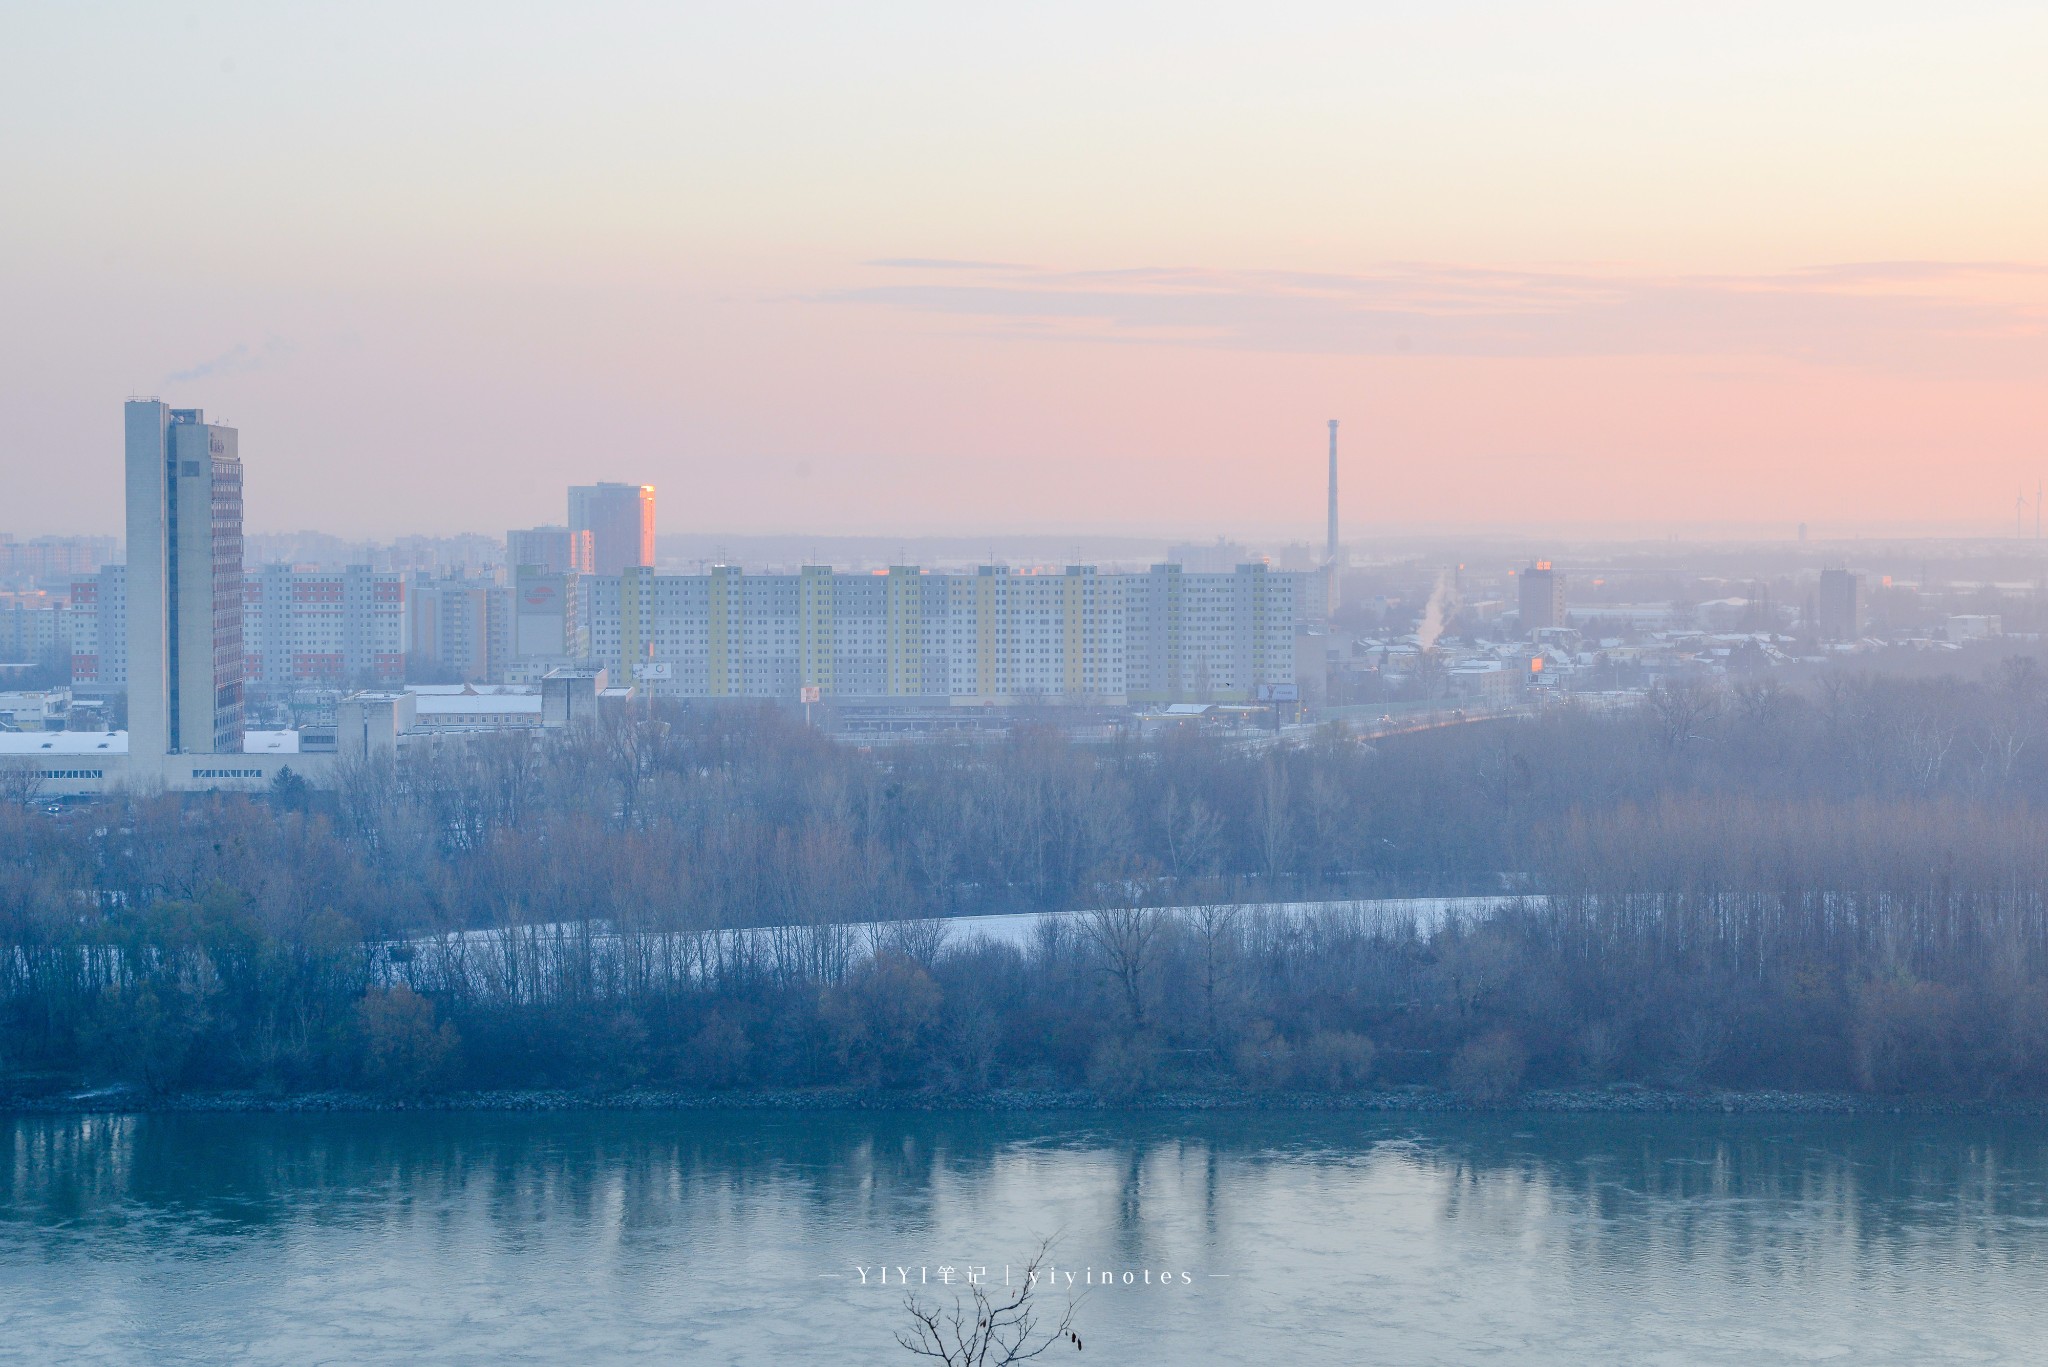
1326;419;1339;566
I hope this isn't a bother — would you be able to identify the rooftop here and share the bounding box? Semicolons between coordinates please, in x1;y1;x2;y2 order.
0;729;302;756
411;694;543;716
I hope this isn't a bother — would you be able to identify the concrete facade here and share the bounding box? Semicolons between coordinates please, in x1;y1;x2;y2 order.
577;561;1300;705
125;401;243;757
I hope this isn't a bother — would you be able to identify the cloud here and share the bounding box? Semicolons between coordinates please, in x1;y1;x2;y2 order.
864;257;1034;272
166;336;292;384
830;261;2048;369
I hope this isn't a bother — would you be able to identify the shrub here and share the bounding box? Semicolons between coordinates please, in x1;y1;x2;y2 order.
358;985;460;1095
1086;1034;1160;1099
683;1011;753;1089
1449;1030;1526;1102
822;952;942;1087
1231;1020;1294;1091
1297;1031;1376;1091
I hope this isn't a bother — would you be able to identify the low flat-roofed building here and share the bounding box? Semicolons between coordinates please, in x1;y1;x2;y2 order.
0;689;71;731
0;728;327;797
409;689;544;732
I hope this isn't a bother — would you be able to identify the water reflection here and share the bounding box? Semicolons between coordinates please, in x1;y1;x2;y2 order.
4;1111;2046;1364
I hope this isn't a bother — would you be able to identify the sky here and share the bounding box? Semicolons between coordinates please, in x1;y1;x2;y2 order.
2;1;2044;541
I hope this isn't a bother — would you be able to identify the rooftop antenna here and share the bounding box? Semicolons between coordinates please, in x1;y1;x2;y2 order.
2037;480;2042;540
2020;490;2028;541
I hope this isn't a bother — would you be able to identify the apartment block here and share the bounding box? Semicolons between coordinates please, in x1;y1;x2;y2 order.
243;564;407;690
580;562;1298;704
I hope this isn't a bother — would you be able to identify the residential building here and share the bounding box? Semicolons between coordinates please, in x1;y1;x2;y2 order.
243;564;407;690
506;563;583;680
67;567;126;692
0;534;121;585
579;561;1301;704
506;524;587;576
406;570;507;683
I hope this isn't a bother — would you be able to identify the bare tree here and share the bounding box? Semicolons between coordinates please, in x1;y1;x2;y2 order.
898;1241;1081;1366
1187;902;1243;1045
1079;903;1162;1027
1645;678;1721;751
0;760;45;809
1252;759;1292;883
1157;786;1222;884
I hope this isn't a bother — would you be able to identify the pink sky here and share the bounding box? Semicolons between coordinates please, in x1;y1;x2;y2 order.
2;3;2044;540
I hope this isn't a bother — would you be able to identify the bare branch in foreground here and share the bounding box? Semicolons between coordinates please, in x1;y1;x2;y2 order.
897;1240;1082;1365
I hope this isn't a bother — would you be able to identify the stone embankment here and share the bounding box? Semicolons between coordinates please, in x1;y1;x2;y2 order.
5;1084;2042;1116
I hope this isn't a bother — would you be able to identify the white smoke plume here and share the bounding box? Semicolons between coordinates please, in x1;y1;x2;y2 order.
1416;570;1461;652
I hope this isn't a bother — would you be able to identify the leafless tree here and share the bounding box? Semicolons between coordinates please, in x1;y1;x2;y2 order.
1157;786;1222;884
1252;759;1291;883
1080;903;1162;1027
1645;678;1721;751
898;1241;1081;1366
1186;902;1243;1045
0;761;44;808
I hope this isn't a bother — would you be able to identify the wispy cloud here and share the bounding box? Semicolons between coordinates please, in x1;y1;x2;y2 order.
864;257;1035;272
830;261;2048;369
166;336;292;384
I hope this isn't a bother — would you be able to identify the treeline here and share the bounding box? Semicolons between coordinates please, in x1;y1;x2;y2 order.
5;662;2048;1099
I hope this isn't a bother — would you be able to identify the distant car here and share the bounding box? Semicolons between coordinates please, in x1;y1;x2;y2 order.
45;805;62;815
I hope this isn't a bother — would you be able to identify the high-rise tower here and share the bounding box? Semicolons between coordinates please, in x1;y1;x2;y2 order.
124;400;244;757
568;483;656;576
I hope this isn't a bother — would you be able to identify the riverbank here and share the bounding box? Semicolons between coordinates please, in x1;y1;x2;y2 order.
6;1083;2043;1116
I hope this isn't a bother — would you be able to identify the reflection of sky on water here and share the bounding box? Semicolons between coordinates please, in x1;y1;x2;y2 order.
4;1113;2046;1364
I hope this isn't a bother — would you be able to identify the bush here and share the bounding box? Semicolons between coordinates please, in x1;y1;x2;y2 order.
822;953;942;1087
358;985;460;1094
1449;1030;1526;1102
1297;1030;1376;1091
682;1011;753;1089
1086;1034;1160;1098
1851;977;1960;1094
1231;1020;1294;1091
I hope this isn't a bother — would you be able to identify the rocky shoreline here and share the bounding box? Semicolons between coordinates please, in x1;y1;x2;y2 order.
5;1084;2043;1117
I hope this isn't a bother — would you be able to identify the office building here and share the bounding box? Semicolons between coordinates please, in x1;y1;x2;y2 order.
3;401;338;797
124;401;244;756
568;483;655;576
1519;561;1565;636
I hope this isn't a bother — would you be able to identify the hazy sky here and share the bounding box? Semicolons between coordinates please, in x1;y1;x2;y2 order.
3;2;2044;539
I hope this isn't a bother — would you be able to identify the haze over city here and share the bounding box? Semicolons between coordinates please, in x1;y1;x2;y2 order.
12;8;2048;1366
5;1;2045;539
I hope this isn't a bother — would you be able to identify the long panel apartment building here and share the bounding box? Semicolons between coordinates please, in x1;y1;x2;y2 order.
579;562;1299;704
244;564;407;688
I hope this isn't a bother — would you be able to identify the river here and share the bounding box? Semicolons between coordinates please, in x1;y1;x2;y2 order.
4;1110;2044;1363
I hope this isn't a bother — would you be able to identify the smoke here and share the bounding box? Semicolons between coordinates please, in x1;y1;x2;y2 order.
1416;570;1461;651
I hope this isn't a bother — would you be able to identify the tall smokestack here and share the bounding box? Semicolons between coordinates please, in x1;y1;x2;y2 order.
1326;419;1339;566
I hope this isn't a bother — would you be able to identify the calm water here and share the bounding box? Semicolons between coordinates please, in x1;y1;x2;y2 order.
4;1110;2047;1364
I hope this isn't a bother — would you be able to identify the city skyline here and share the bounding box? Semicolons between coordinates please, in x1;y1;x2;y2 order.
4;4;2045;539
